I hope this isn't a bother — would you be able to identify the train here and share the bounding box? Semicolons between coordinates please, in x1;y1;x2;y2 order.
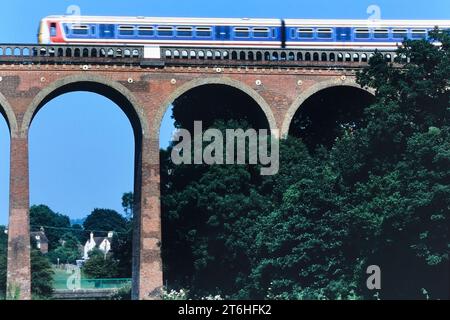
38;15;450;53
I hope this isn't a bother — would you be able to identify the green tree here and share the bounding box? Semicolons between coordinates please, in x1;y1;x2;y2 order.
160;29;450;300
111;226;133;278
30;205;71;250
83;249;119;279
83;209;128;234
343;28;450;299
121;192;134;219
70;223;87;244
48;233;81;265
162;119;269;298
250;29;450;300
31;249;54;299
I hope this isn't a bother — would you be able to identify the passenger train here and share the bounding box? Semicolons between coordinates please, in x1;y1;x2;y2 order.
38;15;450;51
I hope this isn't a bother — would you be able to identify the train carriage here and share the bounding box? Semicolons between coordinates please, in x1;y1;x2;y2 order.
38;16;283;48
38;15;450;53
284;19;450;49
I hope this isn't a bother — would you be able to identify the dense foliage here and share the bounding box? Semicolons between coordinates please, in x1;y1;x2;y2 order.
83;208;128;234
30;205;83;265
0;203;133;299
1;228;55;299
30;249;54;298
83;249;119;279
30;205;72;251
47;233;82;265
162;29;450;300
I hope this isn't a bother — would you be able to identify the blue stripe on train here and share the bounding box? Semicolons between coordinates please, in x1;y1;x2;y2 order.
62;23;283;42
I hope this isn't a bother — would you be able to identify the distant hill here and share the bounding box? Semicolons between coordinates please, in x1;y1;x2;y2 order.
70;218;86;226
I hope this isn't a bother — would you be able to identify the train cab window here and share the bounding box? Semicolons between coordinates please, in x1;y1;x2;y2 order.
393;29;408;39
253;28;270;38
196;27;212;37
176;27;193;37
354;28;370;39
411;29;427;39
374;29;389;39
138;26;155;36
234;27;250;38
119;26;135;36
50;23;57;37
297;28;314;39
317;28;333;39
71;25;89;35
157;26;174;37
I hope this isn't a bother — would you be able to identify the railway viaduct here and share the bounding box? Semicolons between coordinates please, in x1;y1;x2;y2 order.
0;44;392;300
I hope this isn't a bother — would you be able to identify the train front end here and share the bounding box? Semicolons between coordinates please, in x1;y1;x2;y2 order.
38;18;51;44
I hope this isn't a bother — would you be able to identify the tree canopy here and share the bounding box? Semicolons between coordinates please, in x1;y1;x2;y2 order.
161;29;450;300
83;209;128;234
83;249;119;279
30;205;71;251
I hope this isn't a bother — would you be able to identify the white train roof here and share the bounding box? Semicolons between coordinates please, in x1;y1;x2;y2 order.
284;19;450;28
43;16;282;26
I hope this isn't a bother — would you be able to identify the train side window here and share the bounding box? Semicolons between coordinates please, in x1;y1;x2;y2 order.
298;28;314;39
157;26;174;37
374;29;389;39
354;28;370;39
411;29;427;39
196;27;212;37
234;27;250;38
253;27;270;38
119;26;135;36
290;29;295;39
138;26;155;36
392;29;408;39
71;25;89;35
50;23;57;37
91;26;96;35
317;28;333;39
176;27;193;37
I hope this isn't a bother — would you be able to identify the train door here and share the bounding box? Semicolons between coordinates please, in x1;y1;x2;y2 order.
336;27;351;41
215;26;231;42
100;24;115;38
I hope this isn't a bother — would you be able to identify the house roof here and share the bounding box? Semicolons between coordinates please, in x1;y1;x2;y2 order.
94;237;107;244
31;231;48;243
93;237;112;244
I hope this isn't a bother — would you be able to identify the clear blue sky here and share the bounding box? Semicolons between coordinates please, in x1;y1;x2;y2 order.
0;0;449;225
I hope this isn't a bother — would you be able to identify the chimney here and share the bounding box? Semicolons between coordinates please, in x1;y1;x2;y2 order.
108;231;114;238
90;232;94;242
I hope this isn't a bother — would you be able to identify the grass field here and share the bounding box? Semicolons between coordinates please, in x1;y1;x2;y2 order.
52;266;131;290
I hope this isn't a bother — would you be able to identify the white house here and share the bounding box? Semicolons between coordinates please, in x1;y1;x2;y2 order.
83;231;114;260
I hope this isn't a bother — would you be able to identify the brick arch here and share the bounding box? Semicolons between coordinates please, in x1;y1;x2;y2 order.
153;77;278;139
20;74;153;300
281;78;375;138
0;91;19;138
21;74;149;139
